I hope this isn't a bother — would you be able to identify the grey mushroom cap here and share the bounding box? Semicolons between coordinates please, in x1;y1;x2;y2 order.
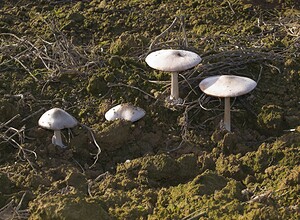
38;108;78;130
105;103;146;122
199;75;257;97
145;49;201;72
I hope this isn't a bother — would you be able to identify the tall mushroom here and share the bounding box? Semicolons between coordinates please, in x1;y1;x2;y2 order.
145;49;201;103
38;108;78;148
199;75;257;131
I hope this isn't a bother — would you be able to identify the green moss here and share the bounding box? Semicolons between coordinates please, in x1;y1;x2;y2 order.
190;170;228;195
86;73;108;96
150;170;228;219
217;132;240;154
101;188;156;219
216;154;249;180
65;171;87;193
214;179;245;201
0;1;300;219
109;32;149;56
242;204;280;220
69;132;91;161
108;55;124;68
29;188;110;220
241;142;285;173
95;120;132;151
257;105;285;135
96;173;156;219
116;153;201;186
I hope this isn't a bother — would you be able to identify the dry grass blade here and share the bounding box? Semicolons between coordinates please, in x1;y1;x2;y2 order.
147;15;190;54
0;19;104;82
79;124;102;169
87;171;109;197
0;115;37;172
0;192;30;220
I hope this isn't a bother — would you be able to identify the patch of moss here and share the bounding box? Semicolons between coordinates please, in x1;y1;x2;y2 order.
116;153;201;186
29;188;110;220
108;55;124;68
0;0;299;219
65;171;87;193
99;187;156;219
150;170;228;219
241;142;285;173
86;74;108;96
242;204;282;220
109;32;149;56
257;105;285;135
216;154;249;181
95;120;132;151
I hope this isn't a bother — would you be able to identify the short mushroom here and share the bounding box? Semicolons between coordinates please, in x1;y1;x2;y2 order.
38;108;78;148
145;49;201;103
199;75;257;131
105;103;145;122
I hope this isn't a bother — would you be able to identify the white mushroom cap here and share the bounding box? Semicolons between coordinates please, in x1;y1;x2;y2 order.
199;75;257;97
105;104;145;122
38;108;78;130
145;49;201;72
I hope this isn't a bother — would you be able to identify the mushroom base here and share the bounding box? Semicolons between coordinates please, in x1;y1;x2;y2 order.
165;96;183;105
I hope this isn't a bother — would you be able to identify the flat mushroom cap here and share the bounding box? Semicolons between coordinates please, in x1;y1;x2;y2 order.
105;103;146;122
38;108;78;130
145;49;201;72
199;75;257;97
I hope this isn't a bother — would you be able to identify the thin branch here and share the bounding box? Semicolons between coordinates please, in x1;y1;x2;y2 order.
148;17;179;52
80;124;102;169
107;82;156;99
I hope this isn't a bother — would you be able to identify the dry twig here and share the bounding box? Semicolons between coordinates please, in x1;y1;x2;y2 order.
87;171;109;197
0;115;37;172
0;192;30;220
0;19;103;82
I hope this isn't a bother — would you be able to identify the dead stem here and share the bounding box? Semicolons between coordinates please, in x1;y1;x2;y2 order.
0;19;103;82
87;171;109;197
79;124;102;169
21;107;46;122
0;192;30;220
148;17;179;52
148;15;189;53
0;115;37;172
107;82;156;99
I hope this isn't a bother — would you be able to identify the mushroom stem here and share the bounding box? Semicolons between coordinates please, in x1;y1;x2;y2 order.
170;72;179;100
52;130;66;148
224;97;231;131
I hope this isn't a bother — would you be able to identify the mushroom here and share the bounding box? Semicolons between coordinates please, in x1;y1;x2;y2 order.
199;75;257;131
145;49;201;103
38;108;78;148
105;103;145;122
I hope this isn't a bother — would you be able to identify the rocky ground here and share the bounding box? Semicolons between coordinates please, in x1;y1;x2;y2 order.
0;0;299;219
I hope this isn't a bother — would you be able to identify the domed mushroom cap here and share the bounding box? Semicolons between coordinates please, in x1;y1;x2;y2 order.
145;49;201;72
38;108;78;130
105;104;146;122
199;75;257;97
